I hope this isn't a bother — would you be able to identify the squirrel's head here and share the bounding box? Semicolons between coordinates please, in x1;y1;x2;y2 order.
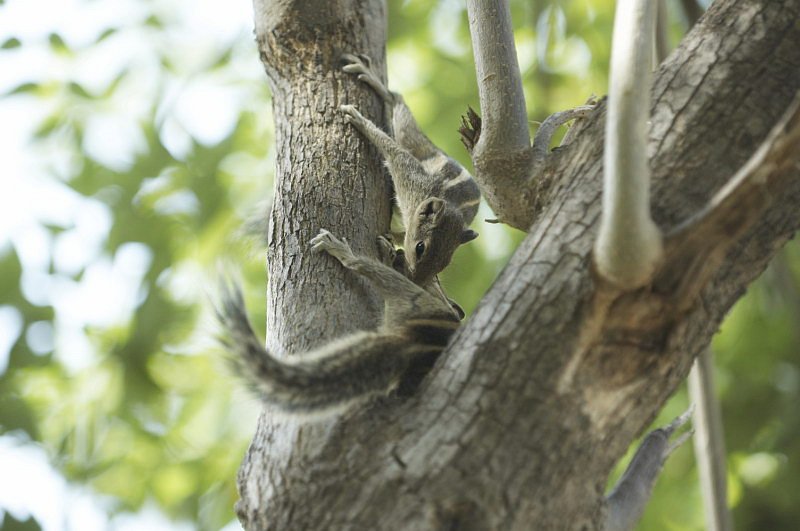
405;197;478;285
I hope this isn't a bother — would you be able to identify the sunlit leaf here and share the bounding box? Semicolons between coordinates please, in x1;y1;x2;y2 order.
4;82;39;97
68;81;94;99
101;68;128;98
209;47;234;70
95;27;118;44
0;513;42;531
1;37;21;50
47;33;69;54
144;14;163;29
33;114;62;138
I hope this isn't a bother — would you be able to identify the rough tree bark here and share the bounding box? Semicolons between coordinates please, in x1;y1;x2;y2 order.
237;2;391;521
237;0;800;529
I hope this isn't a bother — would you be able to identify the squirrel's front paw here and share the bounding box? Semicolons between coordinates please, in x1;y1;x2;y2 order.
339;104;364;125
376;234;397;266
341;53;372;75
311;229;353;261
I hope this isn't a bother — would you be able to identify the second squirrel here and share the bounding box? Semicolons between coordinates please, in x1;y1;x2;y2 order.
340;54;480;288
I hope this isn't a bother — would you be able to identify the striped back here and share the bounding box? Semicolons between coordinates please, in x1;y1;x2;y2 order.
438;157;481;226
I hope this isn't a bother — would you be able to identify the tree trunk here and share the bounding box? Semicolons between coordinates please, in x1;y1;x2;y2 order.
237;0;800;529
236;0;391;525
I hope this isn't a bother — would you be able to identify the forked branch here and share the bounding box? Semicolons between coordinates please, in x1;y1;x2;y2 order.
464;0;597;230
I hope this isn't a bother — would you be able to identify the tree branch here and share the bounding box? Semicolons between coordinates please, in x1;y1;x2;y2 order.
605;408;693;531
594;0;663;289
530;105;596;162
464;0;534;229
688;349;733;531
463;1;598;231
465;0;530;156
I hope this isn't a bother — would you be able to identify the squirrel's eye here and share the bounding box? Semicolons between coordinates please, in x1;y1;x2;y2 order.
415;241;425;258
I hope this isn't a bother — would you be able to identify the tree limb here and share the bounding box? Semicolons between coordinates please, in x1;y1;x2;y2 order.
605;408;693;531
463;1;598;231
689;349;733;531
594;0;664;289
465;0;530;156
464;0;534;229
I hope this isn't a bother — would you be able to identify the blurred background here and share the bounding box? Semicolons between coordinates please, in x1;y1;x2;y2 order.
1;0;797;529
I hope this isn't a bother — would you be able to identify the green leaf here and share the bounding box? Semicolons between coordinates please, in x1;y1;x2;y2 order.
0;513;42;531
1;37;21;50
101;68;128;98
33;114;61;138
47;33;69;53
4;82;38;96
68;81;94;99
0;381;39;440
144;15;163;29
96;27;118;44
209;47;234;70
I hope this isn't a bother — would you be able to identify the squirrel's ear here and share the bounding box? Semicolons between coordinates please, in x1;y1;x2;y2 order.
449;300;466;320
460;229;478;243
421;198;445;217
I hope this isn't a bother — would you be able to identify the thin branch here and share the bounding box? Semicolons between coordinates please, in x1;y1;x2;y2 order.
465;0;530;157
530;105;595;162
605;407;693;531
594;0;664;289
689;349;733;531
657;94;800;308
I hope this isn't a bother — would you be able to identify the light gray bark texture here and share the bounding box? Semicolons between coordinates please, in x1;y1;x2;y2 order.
237;0;800;529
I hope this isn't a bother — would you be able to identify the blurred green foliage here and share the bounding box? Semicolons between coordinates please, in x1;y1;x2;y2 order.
0;0;797;530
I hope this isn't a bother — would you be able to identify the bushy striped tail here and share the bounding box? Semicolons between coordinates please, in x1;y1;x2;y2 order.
216;281;442;413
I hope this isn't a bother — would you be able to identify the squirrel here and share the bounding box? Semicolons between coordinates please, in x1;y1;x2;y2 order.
218;229;461;413
339;53;480;289
219;57;480;412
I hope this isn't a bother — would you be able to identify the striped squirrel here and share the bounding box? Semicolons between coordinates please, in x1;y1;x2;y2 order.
339;53;480;288
218;229;461;413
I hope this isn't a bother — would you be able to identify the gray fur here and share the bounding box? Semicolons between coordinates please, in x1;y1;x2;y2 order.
340;54;480;286
218;230;460;413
